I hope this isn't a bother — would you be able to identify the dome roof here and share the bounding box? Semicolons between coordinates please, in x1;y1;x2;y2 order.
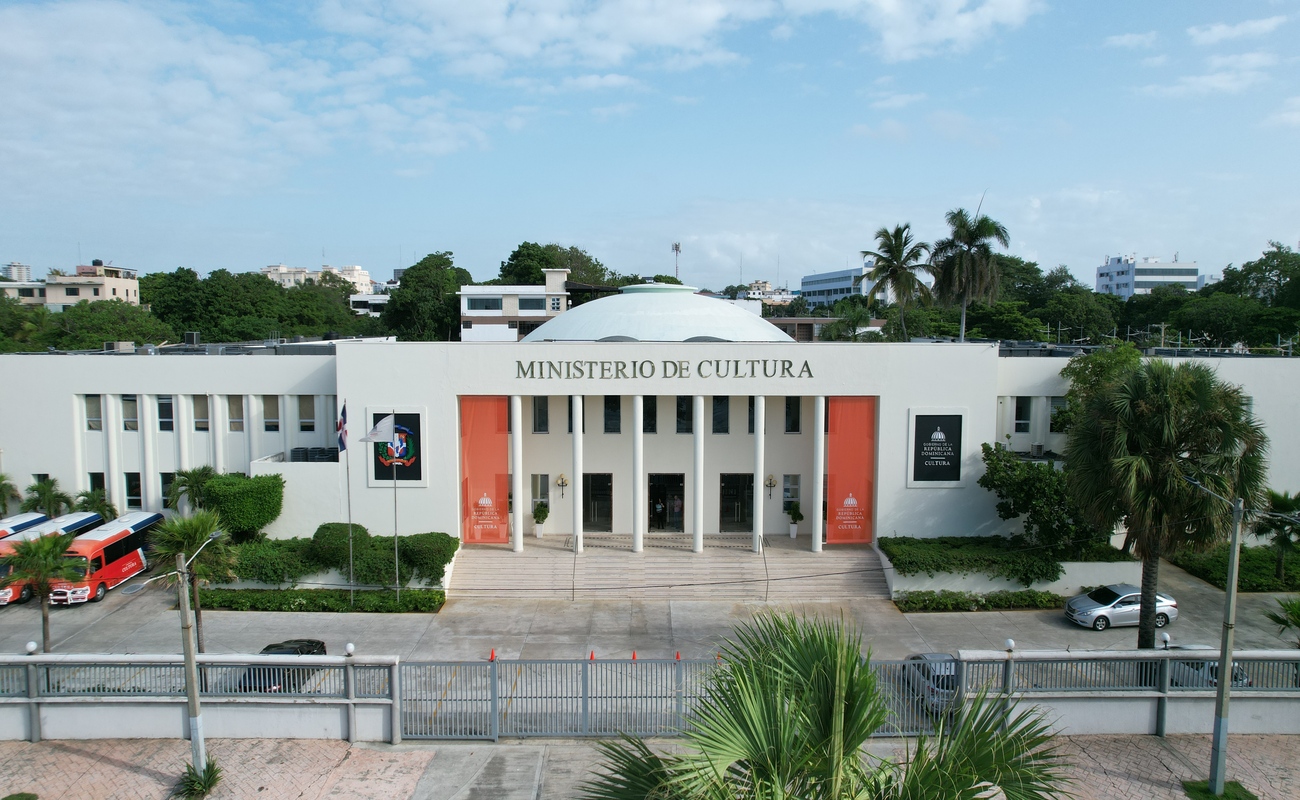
521;283;794;343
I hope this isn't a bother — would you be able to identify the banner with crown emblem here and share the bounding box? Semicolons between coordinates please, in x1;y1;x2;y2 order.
459;396;510;543
913;414;962;482
826;396;876;544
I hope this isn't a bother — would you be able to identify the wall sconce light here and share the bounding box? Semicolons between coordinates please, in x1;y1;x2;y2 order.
556;474;569;498
764;474;777;499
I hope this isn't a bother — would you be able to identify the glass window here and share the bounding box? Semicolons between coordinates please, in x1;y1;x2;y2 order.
193;395;209;431
227;395;245;432
676;396;693;434
1014;396;1032;433
467;297;503;310
125;472;142;509
785;396;801;433
533;396;549;433
531;473;549;511
85;395;103;431
643;396;657;433
32;473;49;485
17;287;34;297
298;395;315;432
89;472;105;492
65;287;80;297
157;395;174;431
604;396;621;434
263;395;280;432
748;396;755;434
519;297;545;310
121;395;138;431
783;474;800;514
160;472;175;503
712;396;729;434
462;320;472;329
550;297;562;311
1049;396;1067;433
93;288;100;296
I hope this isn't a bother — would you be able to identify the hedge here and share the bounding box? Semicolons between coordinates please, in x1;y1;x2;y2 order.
895;589;1065;613
205;473;285;541
229;524;458;588
878;535;1130;587
1169;544;1300;593
200;588;445;613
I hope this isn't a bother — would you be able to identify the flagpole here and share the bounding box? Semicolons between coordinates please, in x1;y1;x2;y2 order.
343;400;354;607
393;409;399;604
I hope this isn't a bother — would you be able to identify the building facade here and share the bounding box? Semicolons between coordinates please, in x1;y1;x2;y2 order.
458;268;570;342
739;280;796;305
1095;255;1201;299
0;261;141;312
800;264;882;308
2;263;32;282
261;264;374;295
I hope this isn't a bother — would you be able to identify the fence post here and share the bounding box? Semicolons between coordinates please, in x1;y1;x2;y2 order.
1155;655;1170;738
345;657;357;743
581;660;591;735
674;660;685;731
389;661;402;744
26;662;41;743
489;660;500;741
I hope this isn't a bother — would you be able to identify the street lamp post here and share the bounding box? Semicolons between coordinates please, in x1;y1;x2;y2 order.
1208;496;1244;796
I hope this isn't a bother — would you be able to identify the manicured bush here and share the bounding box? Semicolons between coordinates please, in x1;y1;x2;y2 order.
1170;544;1300;592
895;589;1065;613
200;587;445;612
353;536;412;587
878;535;1129;587
205;473;285;541
232;537;313;585
400;531;459;584
311;522;372;567
228;527;457;588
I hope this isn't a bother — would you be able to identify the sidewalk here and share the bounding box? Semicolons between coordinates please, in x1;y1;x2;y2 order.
0;735;1295;799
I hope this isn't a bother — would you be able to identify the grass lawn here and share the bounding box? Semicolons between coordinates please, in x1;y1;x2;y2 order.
1182;779;1258;800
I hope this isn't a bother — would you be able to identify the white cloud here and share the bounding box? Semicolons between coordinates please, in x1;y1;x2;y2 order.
927;110;997;147
1187;16;1287;45
1104;32;1157;49
592;101;637;120
850;119;908;141
771;22;795;40
1141;55;1168;68
1141;52;1276;97
871;92;925;109
1267;97;1300;127
561;73;640;91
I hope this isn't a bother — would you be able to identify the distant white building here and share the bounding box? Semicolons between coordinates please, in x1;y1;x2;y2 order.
2;262;32;282
1095;255;1201;299
458;268;570;341
739;280;796;305
349;294;389;317
0;260;142;313
261;264;373;295
799;262;884;308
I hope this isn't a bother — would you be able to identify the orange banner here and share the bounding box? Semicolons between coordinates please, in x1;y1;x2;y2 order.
459;396;510;544
826;396;877;544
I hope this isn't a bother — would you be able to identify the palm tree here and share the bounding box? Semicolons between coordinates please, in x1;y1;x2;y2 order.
20;478;73;518
819;303;875;342
930;207;1009;342
1066;360;1268;649
1265;597;1300;649
167;466;218;512
149;511;233;652
75;489;118;523
581;613;1068;800
860;223;932;342
0;532;81;652
1255;490;1300;581
0;472;20;516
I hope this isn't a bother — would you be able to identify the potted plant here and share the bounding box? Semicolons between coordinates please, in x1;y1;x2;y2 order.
787;501;803;538
532;502;549;538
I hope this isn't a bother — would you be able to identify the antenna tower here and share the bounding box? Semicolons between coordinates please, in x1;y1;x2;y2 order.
671;242;681;280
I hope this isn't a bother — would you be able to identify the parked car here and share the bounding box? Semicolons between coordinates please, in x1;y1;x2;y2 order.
900;652;960;713
238;639;327;693
1167;645;1253;688
1064;584;1178;631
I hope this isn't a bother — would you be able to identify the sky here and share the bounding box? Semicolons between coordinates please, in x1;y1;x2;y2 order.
1;1;1297;290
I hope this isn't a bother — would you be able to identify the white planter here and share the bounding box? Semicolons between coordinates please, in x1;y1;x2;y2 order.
533;521;545;538
789;523;798;538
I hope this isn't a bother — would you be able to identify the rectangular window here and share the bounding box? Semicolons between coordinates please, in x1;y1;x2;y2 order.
676;396;693;434
519;297;545;310
785;396;801;433
65;287;80;297
121;395;138;431
533;396;549;433
643;396;657;433
157;395;174;431
227;395;244;432
550;297;562;311
33;473;49;485
17;288;34;298
93;288;100;296
712;396;730;434
125;472;142;509
298;395;315;432
263;395;280;432
1049;396;1067;433
604;396;621;434
1014;396;1032;434
89;472;105;493
193;395;209;431
467;297;503;310
749;396;755;434
531;473;550;511
783;474;801;514
85;395;103;431
160;472;175;503
462;320;472;329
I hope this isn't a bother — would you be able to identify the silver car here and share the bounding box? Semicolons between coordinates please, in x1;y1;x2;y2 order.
1166;645;1252;688
901;653;961;713
1064;584;1178;631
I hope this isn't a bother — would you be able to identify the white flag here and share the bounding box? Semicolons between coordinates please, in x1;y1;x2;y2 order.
360;414;396;443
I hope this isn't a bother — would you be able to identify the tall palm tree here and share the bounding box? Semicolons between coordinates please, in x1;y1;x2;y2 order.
1255;490;1300;581
167;466;218;512
149;511;233;652
581;613;1067;800
1066;360;1268;649
75;489;118;523
0;532;81;652
930;207;1009;342
860;223;932;342
0;472;20;516
20;478;73;519
819;303;875;342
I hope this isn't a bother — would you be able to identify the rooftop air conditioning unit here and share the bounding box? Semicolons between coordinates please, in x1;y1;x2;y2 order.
1030;442;1045;458
184;331;201;346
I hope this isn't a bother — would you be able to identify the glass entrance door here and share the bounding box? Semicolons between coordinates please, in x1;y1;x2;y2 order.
648;474;685;532
719;474;754;532
583;473;613;532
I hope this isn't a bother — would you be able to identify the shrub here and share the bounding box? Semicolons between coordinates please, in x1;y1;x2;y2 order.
401;532;459;584
176;757;222;798
311;522;371;567
879;534;1129;587
788;501;804;524
233;537;313;585
533;502;549;525
353;537;411;587
895;589;1065;613
200;588;445;613
228;528;456;588
205;473;285;541
1169;544;1300;592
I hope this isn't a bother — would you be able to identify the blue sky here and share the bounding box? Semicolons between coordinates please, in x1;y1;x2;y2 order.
1;1;1296;290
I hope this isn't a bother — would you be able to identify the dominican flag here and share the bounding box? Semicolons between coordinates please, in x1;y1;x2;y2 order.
337;403;348;451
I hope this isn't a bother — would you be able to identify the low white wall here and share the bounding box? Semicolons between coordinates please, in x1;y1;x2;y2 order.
249;459;346;539
876;540;1140;599
216;561;453;592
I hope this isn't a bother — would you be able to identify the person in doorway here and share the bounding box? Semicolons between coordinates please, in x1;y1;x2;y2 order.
654;498;665;530
671;495;682;529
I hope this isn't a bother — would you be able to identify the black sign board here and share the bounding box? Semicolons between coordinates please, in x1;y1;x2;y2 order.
371;412;422;481
913;414;962;482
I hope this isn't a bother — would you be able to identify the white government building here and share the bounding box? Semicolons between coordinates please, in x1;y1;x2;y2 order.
1;283;1296;554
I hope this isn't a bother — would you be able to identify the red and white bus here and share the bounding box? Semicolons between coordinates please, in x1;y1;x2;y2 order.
0;511;104;605
50;512;163;605
0;512;49;540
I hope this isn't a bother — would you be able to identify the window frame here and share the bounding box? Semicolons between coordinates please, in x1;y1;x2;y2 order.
193;395;210;432
785;396;801;434
712;396;730;434
124;472;142;510
263;395;280;432
676;396;693;434
157;395;174;432
1014;396;1032;434
227;395;245;433
533;396;549;434
121;395;139;432
85;395;103;431
298;395;316;432
643;396;657;434
604;395;621;434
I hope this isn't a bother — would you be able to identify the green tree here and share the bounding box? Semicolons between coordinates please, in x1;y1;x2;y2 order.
818;304;875;342
1168;292;1269;348
930;207;1010;342
1054;342;1142;435
149;511;233;652
381;252;471;341
167;466;219;512
204;473;285;542
978;443;1111;558
75;489;118;522
34;299;176;350
543;244;613;285
21;478;73;518
963;301;1044;341
1039;287;1119;344
498;242;554;285
1217;242;1300;309
1264;596;1300;649
0;472;20;515
0;532;81;651
995;255;1046;308
1256;490;1300;581
1066;360;1268;648
860;223;932;342
581;613;1067;800
1117;284;1191;342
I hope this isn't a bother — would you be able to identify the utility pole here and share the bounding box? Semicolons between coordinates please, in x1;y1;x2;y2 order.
1209;497;1245;795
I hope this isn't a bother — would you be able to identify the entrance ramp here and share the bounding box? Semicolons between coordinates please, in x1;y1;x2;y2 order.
448;533;889;601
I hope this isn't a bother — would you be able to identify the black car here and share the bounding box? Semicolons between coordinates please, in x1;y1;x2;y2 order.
238;639;327;693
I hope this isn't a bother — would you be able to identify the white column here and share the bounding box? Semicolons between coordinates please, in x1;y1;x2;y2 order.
571;395;584;554
752;395;765;554
692;395;705;553
211;394;225;473
632;395;644;553
70;395;86;495
105;395;122;508
280;394;292;456
245;394;259;466
510;395;524;553
177;394;192;471
812;396;826;553
141;394;158;511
